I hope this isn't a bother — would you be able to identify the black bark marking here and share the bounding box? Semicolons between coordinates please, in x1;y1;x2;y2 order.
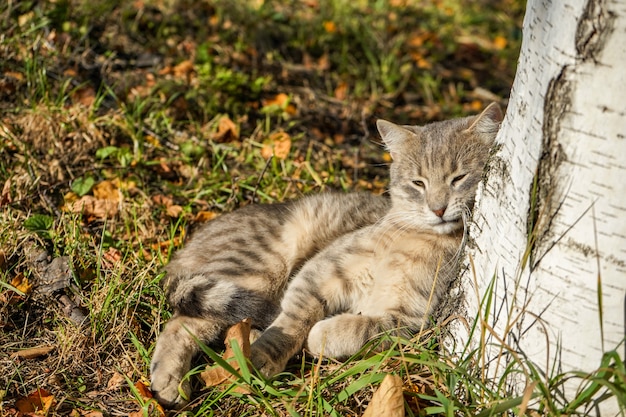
576;0;616;62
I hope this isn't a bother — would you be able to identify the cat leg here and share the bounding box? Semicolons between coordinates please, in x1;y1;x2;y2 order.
250;274;327;377
150;314;222;409
306;313;394;358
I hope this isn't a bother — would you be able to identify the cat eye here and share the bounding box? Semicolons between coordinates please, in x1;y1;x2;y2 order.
451;174;467;186
412;180;425;188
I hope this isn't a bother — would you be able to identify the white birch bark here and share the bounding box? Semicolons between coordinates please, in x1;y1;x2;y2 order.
456;0;626;413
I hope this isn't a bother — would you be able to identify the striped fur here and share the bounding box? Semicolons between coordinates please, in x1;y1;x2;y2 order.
151;103;503;408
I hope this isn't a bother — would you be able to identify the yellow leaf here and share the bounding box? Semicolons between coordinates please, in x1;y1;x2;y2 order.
93;180;120;203
323;21;336;33
11;274;32;295
493;35;508;50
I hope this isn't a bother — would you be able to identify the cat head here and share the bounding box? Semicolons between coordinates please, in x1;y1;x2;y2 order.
377;102;503;234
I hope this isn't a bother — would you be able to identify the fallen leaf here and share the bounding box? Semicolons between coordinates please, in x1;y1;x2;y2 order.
72;85;96;107
261;131;291;160
323;21;336;33
200;318;251;393
172;60;195;79
166;204;183;218
362;374;404;417
131;380;164;417
15;388;55;415
1;178;12;206
101;247;122;270
134;380;152;399
10;345;55;360
262;93;296;115
151;194;173;207
493;35;508;50
11;273;32;295
334;82;348;100
106;371;125;391
194;211;218;222
211;115;239;143
66;195;119;220
92;180;120;203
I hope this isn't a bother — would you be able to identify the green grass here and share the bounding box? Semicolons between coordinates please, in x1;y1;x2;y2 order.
2;0;623;416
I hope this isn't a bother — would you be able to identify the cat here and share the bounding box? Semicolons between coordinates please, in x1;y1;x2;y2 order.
150;102;503;408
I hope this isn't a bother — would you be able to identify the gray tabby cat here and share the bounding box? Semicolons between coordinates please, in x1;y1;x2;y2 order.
150;103;503;408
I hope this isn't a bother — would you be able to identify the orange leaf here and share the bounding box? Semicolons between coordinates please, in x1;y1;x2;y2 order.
11;273;32;295
493;35;508;50
211;115;239;143
133;381;165;417
93;180;120;203
172;60;195;79
262;131;291;160
262;93;296;115
323;21;336;33
194;211;218;222
15;389;55;415
334;82;348;101
134;380;153;399
200;318;251;393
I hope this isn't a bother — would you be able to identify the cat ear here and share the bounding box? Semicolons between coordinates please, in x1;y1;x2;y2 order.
466;102;503;145
377;119;416;159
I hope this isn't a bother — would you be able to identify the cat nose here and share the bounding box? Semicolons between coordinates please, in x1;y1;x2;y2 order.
432;207;447;218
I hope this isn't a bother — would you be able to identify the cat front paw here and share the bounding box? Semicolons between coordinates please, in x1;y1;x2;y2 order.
250;344;287;378
306;316;368;358
150;361;191;409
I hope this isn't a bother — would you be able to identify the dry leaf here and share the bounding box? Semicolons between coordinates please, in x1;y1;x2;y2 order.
101;247;122;270
194;211;218;222
493;35;508;50
106;371;126;391
11;273;32;295
15;388;55;415
93;180;120;203
334;82;348;100
166;204;183;218
151;194;173;206
261;131;291;160
72;85;96;107
262;93;296;115
200;318;251;393
211;115;239;143
132;380;165;417
323;21;336;33
66;195;119;219
172;59;195;79
1;178;12;206
10;345;55;360
362;374;404;417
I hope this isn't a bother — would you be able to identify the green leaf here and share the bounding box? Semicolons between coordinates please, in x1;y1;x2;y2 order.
96;146;119;160
24;214;53;233
71;176;95;196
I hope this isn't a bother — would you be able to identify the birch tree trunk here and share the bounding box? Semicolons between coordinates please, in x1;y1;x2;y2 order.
457;0;625;413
